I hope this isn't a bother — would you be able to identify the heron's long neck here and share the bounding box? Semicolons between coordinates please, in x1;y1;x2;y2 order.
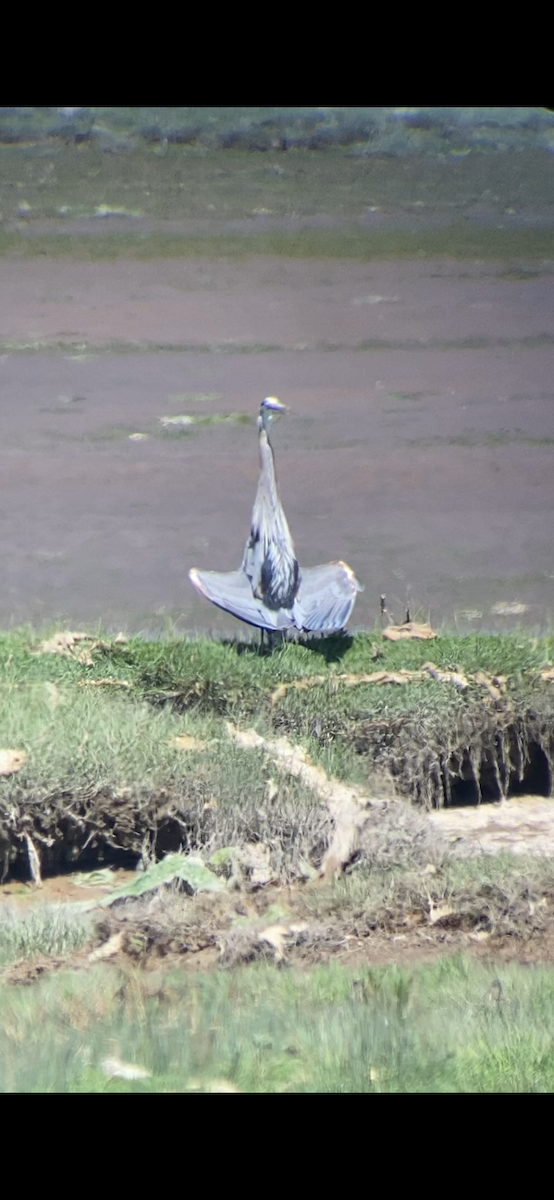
244;417;299;609
258;427;279;509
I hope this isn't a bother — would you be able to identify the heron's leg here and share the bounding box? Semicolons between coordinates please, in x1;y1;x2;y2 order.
267;631;274;653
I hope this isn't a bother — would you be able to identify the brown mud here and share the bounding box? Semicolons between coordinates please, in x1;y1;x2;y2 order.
0;257;553;632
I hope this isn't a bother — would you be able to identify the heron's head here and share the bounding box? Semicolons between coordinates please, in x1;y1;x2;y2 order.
262;396;286;414
259;396;287;433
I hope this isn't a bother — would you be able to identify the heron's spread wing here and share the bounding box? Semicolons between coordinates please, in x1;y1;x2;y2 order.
189;568;296;633
293;561;363;633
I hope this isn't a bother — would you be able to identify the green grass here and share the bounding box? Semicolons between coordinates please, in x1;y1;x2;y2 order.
2;955;554;1092
0;679;204;794
1;135;553;267
2;225;554;262
0;906;92;969
408;429;554;449
0;672;317;819
3;333;554;357
1;626;551;702
0;640;553;1098
2;138;554;221
0;625;551;749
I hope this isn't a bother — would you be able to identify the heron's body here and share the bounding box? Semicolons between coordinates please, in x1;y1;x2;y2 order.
189;398;362;636
242;419;299;610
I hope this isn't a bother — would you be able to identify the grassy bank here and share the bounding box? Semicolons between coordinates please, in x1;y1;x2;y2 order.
0;628;552;875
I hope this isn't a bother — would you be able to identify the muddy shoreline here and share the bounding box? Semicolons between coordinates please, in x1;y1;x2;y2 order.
0;255;553;633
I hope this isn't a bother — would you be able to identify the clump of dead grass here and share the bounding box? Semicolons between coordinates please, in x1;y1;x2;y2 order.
274;680;554;808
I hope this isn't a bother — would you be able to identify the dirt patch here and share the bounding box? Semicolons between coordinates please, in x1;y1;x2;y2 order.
0;866;137;909
83;844;554;972
430;795;554;855
9;849;554;985
5;740;554;983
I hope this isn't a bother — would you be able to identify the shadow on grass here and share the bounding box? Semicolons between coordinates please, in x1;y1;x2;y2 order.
298;632;354;662
227;631;354;663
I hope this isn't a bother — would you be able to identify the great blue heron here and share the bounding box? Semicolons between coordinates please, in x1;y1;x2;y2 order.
189;397;362;636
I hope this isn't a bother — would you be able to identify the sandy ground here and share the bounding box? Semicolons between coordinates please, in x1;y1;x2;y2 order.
429;795;554;855
0;256;553;633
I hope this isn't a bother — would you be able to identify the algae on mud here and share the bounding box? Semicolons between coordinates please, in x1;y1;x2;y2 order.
2;225;554;264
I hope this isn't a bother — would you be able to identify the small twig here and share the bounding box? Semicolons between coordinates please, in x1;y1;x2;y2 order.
380;594;394;627
78;678;132;689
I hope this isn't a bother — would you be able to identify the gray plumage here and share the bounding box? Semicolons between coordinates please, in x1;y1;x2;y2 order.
294;561;362;633
241;398;299;610
189;397;362;635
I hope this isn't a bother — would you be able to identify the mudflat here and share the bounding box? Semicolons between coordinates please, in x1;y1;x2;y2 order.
1;254;553;633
